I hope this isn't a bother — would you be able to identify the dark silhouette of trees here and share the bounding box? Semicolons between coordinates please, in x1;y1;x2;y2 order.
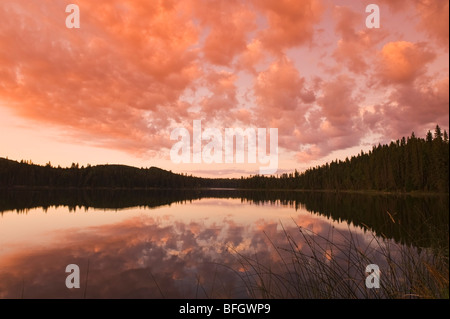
0;161;239;189
1;126;448;193
240;126;449;192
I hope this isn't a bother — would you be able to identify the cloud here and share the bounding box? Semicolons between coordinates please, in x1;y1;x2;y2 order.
237;39;266;73
0;0;324;159
192;0;257;66
0;0;447;169
0;0;201;155
252;58;364;161
251;56;318;152
416;0;449;47
360;39;447;139
254;56;310;120
295;75;363;161
379;0;449;48
199;71;239;117
254;0;324;53
376;41;436;85
332;6;387;74
364;76;449;139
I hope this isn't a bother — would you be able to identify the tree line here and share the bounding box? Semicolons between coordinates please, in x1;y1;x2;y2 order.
0;161;239;189
241;126;449;192
0;126;448;192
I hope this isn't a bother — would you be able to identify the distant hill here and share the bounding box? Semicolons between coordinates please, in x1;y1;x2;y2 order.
0;158;238;189
1;126;448;192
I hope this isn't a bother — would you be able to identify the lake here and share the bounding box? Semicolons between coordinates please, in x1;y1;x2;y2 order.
0;189;448;298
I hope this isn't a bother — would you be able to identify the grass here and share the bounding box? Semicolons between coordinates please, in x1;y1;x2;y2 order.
228;219;449;299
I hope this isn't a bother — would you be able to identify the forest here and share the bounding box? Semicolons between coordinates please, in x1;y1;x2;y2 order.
0;159;238;189
0;126;448;193
241;126;449;192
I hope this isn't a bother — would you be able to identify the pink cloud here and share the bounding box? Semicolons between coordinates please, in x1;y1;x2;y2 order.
380;0;449;48
364;76;449;139
193;0;257;66
376;41;436;85
416;0;449;47
237;39;266;73
295;75;363;161
332;6;387;74
360;39;447;139
199;71;239;119
254;56;307;118
0;0;447;170
0;0;201;155
251;58;364;161
254;0;324;53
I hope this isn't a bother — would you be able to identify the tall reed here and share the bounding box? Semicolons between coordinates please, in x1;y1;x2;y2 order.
229;219;449;299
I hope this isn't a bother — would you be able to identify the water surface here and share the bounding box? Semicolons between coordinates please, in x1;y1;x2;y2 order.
0;190;447;298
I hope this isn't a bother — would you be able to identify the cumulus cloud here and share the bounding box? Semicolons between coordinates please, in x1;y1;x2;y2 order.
376;41;436;85
332;6;387;74
190;0;257;66
416;0;449;47
295;75;363;161
254;0;324;53
252;57;364;160
0;0;447;169
379;0;449;48
360;39;446;139
237;39;266;73
0;0;201;155
254;56;307;119
364;76;449;138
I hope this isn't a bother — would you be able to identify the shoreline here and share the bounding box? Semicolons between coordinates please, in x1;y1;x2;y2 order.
0;185;448;196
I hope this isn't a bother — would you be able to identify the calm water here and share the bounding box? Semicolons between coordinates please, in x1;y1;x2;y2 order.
0;190;448;298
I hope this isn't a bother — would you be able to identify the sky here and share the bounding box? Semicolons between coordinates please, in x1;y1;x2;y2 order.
0;0;448;178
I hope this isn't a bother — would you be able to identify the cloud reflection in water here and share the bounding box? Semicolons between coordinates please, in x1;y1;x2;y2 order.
0;198;381;299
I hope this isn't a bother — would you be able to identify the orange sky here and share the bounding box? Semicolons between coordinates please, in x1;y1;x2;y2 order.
0;0;448;177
